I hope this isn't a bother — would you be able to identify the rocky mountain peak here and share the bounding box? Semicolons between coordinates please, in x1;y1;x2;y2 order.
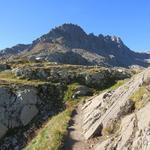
111;35;123;44
0;23;150;67
32;23;126;51
33;23;87;45
56;23;87;35
104;35;123;44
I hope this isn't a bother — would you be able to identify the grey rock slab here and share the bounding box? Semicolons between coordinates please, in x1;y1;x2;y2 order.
0;87;12;106
0;123;8;139
16;88;37;105
95;102;150;150
20;105;38;126
82;68;150;140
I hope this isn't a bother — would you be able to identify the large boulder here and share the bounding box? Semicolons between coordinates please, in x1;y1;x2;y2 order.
0;86;39;138
72;85;93;99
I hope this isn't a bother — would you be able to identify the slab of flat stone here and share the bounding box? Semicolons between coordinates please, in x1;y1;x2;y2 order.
20;105;38;126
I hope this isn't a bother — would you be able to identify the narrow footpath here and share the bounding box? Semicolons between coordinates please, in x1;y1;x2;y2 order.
64;105;91;150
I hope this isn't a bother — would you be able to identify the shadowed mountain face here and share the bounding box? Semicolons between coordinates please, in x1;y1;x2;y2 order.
1;23;150;67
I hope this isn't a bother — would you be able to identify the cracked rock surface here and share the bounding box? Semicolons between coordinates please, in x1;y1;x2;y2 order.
0;87;39;138
81;68;150;150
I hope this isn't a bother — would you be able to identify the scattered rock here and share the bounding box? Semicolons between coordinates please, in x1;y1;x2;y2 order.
103;90;113;99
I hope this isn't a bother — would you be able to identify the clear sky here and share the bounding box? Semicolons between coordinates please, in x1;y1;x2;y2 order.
0;0;150;51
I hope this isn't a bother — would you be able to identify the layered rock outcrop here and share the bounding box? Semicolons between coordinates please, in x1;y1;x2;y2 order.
81;68;150;150
95;102;150;150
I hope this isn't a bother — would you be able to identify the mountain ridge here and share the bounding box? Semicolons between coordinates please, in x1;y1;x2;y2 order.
1;23;150;67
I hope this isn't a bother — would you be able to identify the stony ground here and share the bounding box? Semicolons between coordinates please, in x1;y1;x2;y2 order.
64;105;91;150
64;103;108;150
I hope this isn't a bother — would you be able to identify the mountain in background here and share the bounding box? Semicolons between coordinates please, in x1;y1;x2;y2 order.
1;23;150;67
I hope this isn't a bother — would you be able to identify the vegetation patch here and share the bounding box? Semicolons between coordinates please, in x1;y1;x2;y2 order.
63;82;80;101
102;120;120;136
24;82;85;150
109;79;128;90
95;79;128;95
130;86;148;109
0;71;47;86
24;109;72;150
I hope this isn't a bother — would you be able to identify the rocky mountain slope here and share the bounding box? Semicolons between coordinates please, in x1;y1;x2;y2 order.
1;23;150;67
78;67;150;150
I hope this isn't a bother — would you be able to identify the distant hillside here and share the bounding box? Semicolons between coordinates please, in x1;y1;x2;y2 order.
0;44;30;57
1;23;150;67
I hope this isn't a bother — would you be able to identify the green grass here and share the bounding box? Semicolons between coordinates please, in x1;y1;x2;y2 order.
24;109;72;150
95;79;128;95
109;79;128;90
24;82;86;150
63;82;80;102
0;71;47;86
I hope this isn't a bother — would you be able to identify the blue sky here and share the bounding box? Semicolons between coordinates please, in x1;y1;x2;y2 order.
0;0;150;51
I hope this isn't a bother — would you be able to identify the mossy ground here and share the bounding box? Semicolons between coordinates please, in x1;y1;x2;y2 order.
24;81;90;150
63;82;80;102
94;79;128;95
109;79;128;90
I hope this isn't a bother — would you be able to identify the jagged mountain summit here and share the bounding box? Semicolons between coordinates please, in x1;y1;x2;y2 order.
1;23;150;67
